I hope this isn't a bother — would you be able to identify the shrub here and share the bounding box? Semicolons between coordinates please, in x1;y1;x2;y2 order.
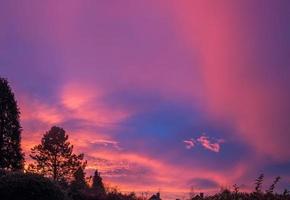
0;172;65;200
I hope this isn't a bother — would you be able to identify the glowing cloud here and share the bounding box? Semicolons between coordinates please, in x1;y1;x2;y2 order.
197;136;222;153
184;134;224;153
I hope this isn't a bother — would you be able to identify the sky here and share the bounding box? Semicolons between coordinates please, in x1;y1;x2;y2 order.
1;1;290;199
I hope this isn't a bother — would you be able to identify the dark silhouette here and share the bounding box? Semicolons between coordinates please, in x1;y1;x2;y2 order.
0;77;24;170
29;126;86;182
92;169;106;195
149;192;161;200
267;176;281;194
106;189;138;200
191;193;204;200
72;166;88;189
232;184;239;194
0;172;65;200
69;166;88;200
255;173;264;193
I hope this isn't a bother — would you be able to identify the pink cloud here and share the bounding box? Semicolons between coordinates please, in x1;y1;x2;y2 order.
184;134;224;153
183;139;195;149
197;136;221;153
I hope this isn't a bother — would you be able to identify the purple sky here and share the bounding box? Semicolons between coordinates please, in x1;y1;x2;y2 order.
1;1;290;199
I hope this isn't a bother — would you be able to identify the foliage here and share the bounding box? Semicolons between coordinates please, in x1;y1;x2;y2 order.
0;77;24;170
29;126;86;182
106;189;139;200
72;166;88;189
0;172;65;200
69;166;89;200
92;169;106;195
266;176;281;194
255;173;264;193
190;175;289;200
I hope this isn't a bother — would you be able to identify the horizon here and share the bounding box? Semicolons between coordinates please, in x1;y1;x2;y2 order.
1;1;290;199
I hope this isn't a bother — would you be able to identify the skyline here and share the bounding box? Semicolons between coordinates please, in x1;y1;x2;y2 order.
1;1;290;199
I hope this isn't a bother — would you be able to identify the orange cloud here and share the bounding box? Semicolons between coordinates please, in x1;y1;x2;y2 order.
60;82;130;125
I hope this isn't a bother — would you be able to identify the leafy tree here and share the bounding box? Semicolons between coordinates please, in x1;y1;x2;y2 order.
30;126;85;182
92;169;106;195
0;77;24;170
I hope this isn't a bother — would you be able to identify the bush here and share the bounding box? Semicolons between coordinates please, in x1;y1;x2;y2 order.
0;172;66;200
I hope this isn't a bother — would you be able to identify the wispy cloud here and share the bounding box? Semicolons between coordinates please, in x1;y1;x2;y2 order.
184;134;224;153
90;139;122;150
183;139;195;149
197;135;222;153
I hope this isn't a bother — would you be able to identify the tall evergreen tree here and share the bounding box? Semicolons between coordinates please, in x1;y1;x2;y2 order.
92;169;105;195
69;166;88;200
71;166;87;189
30;126;85;182
0;77;24;170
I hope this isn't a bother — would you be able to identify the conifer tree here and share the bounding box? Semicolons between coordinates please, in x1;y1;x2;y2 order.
0;77;24;170
71;166;87;189
92;169;106;195
30;126;85;182
255;173;264;193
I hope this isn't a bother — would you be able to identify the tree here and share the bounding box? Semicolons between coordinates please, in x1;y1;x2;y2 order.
30;126;85;182
69;166;88;200
255;174;264;193
92;169;106;195
71;166;87;189
266;176;281;194
0;77;24;170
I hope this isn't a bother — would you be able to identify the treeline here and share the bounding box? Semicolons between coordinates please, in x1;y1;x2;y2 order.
191;174;289;200
0;77;140;200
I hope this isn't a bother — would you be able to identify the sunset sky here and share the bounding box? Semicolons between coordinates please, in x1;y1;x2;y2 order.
1;1;290;199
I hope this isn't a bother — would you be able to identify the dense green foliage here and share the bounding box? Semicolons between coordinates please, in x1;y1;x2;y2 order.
0;77;24;170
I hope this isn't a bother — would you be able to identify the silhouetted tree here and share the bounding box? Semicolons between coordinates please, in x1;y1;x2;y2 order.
30;126;85;182
267;176;281;194
233;184;239;194
149;192;161;200
69;166;88;200
92;169;106;195
71;166;87;189
0;77;24;170
255;173;264;193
